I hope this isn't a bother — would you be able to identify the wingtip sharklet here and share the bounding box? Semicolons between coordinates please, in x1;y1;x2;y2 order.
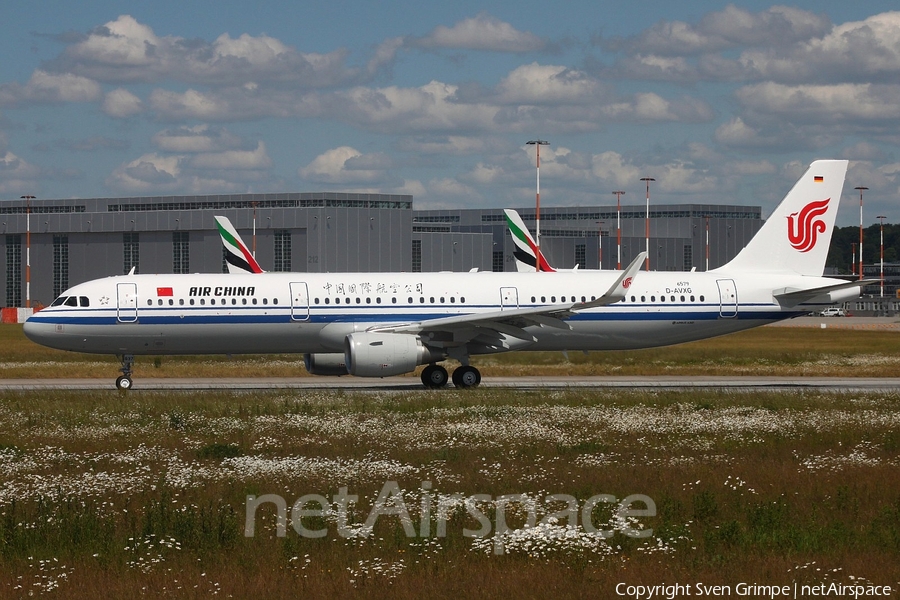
575;251;647;310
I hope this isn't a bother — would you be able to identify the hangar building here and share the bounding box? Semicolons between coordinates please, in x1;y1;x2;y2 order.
0;193;762;308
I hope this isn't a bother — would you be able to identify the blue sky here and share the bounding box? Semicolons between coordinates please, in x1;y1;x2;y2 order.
2;1;899;225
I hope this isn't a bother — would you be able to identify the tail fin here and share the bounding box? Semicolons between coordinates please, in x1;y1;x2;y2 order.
215;216;265;274
718;160;848;276
503;209;556;272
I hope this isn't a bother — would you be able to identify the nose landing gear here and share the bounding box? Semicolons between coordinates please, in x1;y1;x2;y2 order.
116;354;134;390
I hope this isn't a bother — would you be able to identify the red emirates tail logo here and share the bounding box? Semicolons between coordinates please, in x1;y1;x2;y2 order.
786;198;830;252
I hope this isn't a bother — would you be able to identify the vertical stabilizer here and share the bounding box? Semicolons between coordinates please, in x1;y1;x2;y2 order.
215;216;264;274
504;209;556;272
717;160;848;276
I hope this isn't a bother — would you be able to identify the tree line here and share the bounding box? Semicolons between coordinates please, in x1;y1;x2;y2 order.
827;223;900;274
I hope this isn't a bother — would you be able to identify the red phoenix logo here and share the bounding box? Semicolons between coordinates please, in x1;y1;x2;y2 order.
622;277;633;289
787;198;830;253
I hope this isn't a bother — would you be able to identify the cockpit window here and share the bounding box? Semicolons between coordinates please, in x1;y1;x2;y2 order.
51;296;67;307
79;296;90;307
64;297;78;307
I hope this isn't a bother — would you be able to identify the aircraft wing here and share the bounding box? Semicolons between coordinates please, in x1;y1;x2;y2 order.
773;279;876;307
373;252;646;343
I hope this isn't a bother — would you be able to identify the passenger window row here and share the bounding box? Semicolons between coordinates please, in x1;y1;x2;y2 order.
314;296;466;305
629;295;705;303
147;298;278;306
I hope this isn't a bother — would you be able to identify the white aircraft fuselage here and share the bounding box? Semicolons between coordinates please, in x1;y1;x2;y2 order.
22;160;864;389
22;269;849;356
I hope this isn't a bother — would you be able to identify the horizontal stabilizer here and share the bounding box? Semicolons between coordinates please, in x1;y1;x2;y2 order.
773;279;875;307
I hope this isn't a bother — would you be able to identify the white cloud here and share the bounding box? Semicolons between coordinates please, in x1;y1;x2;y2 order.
152;125;242;153
367;37;404;77
189;142;272;170
612;55;698;83
105;128;275;193
0;151;41;183
735;82;900;122
70;15;160;69
608;5;830;56
149;88;231;120
413;14;545;53
397;135;507;156
841;142;887;162
590;152;643;188
0;70;101;106
493;64;607;105
738;11;900;83
299;147;388;184
106;153;180;193
53;14;360;88
726;159;777;176
597;93;712;123
102;88;143;117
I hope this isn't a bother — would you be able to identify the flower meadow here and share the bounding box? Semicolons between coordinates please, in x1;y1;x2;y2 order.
2;324;900;379
0;388;899;598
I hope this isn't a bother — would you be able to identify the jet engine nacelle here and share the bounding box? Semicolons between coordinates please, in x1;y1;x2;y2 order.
344;332;441;377
303;353;348;376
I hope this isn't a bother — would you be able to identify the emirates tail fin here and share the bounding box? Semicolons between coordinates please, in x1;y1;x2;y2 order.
504;209;556;272
215;216;265;274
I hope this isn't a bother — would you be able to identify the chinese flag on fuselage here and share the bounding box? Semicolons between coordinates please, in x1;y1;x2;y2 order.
157;287;174;297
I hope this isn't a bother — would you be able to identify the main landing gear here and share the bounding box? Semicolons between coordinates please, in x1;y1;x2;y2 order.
420;364;481;389
116;354;134;390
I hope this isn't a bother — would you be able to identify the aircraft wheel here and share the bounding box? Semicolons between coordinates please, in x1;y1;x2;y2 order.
421;364;449;388
452;366;481;389
116;375;133;390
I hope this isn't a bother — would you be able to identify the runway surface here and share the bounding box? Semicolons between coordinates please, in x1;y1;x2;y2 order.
0;376;898;392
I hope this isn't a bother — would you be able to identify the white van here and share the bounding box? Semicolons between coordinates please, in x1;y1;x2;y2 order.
819;307;845;317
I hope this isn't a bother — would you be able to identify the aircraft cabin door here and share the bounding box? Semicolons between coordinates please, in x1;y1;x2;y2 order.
500;287;518;310
716;279;738;318
116;282;138;323
290;282;310;321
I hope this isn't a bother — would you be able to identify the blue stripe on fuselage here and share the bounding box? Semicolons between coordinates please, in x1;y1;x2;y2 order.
26;305;796;326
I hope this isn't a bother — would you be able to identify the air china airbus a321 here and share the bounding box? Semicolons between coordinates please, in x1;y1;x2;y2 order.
25;160;866;390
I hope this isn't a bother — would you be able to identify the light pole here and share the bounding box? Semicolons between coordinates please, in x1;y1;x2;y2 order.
855;186;867;281
526;140;549;270
878;215;886;298
851;243;857;276
612;191;624;269
597;221;604;269
251;201;258;259
705;215;710;271
20;195;35;308
640;177;655;270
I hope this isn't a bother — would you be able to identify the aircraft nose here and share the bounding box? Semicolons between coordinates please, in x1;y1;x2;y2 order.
23;317;61;349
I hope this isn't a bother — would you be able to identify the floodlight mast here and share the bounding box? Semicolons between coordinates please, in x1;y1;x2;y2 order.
20;195;35;308
877;215;886;298
526;140;549;271
612;191;624;269
640;177;655;271
855;186;868;281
